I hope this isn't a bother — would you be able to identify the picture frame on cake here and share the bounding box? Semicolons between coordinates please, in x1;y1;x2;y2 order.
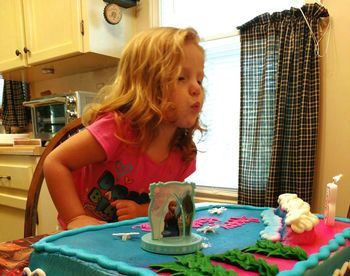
141;181;203;254
149;181;194;239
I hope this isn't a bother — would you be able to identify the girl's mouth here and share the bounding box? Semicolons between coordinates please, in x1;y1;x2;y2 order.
191;102;201;113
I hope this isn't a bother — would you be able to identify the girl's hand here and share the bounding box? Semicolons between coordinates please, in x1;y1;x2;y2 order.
112;200;149;221
67;215;106;230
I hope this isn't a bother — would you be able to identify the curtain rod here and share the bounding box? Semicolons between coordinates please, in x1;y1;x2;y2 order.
199;1;325;43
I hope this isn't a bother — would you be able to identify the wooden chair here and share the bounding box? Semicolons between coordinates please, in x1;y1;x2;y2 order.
24;118;84;238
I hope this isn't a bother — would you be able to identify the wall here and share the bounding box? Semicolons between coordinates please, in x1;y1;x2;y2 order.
312;0;350;217
28;0;159;98
30;66;117;98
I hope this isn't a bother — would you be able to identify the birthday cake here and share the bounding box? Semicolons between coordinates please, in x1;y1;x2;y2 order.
30;208;350;275
27;201;350;275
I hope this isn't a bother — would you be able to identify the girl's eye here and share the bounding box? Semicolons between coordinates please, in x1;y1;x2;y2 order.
178;76;185;81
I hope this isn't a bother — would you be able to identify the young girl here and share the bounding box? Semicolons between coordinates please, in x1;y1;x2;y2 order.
43;27;206;230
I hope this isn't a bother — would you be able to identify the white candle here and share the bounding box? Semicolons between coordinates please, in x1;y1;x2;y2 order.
324;182;337;226
324;174;342;226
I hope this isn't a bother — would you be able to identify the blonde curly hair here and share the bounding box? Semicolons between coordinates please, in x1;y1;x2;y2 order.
82;27;206;162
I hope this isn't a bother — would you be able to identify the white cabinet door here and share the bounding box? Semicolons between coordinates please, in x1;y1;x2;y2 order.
0;0;28;71
0;0;83;72
0;156;35;242
22;0;83;65
0;155;58;242
0;0;137;81
37;180;59;235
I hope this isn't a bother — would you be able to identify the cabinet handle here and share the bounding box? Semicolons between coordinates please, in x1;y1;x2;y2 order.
15;49;22;56
23;47;31;54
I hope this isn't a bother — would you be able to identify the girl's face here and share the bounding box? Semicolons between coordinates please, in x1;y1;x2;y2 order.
169;42;205;129
169;201;176;212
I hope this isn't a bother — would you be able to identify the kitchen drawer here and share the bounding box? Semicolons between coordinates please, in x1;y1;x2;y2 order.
0;154;58;242
0;164;34;190
0;187;26;210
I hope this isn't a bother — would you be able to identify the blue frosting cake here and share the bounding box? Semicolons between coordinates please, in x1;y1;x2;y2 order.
28;204;350;276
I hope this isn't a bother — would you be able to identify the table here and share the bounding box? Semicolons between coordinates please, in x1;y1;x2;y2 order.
0;234;48;276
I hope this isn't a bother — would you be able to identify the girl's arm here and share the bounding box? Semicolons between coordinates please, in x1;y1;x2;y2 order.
43;129;107;228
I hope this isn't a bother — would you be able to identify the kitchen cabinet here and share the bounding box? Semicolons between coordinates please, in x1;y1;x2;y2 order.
0;153;58;242
0;0;136;81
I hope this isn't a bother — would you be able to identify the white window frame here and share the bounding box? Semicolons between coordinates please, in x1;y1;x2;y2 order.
156;0;303;203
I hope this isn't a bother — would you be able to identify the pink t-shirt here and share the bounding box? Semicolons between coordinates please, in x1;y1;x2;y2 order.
71;112;195;223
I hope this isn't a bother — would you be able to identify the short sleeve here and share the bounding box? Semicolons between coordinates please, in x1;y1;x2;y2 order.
86;112;122;161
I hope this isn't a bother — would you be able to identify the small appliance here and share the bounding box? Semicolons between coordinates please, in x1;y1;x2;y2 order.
23;91;95;141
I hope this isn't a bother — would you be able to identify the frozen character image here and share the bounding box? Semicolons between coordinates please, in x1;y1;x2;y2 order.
147;181;196;240
142;181;202;255
162;200;180;237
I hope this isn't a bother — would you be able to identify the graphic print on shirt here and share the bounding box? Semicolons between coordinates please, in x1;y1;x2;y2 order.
115;160;133;184
87;160;150;222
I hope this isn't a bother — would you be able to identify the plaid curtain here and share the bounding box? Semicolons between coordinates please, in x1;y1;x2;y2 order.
2;80;30;133
237;4;329;207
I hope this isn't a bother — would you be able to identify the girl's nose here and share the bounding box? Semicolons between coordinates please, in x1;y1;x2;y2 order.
189;82;201;96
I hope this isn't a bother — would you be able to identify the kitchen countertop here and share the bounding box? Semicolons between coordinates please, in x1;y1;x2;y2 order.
0;145;44;156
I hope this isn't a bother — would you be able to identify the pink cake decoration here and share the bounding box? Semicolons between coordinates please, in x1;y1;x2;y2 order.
191;216;260;229
132;223;152;232
192;217;220;228
222;216;260;229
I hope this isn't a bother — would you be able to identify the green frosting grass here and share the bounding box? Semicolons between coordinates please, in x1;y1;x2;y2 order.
242;240;308;261
150;240;308;275
151;252;237;276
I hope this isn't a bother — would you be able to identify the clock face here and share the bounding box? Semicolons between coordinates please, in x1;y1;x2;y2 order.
104;3;122;25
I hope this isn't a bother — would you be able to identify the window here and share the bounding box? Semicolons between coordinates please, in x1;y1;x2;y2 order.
160;0;298;191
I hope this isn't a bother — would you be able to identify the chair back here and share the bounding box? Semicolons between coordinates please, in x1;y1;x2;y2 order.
24;118;84;237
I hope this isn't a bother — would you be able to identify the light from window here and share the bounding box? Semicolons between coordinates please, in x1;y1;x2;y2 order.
189;37;240;189
160;0;297;37
160;0;295;189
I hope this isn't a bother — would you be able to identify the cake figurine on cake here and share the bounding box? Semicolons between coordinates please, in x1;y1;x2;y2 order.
141;181;203;254
277;193;319;245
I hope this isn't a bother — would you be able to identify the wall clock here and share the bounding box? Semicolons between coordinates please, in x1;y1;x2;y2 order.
103;3;122;25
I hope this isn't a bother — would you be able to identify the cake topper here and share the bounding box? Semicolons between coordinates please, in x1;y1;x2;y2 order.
141;181;203;254
278;193;319;233
208;206;227;215
197;225;220;234
112;232;139;241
